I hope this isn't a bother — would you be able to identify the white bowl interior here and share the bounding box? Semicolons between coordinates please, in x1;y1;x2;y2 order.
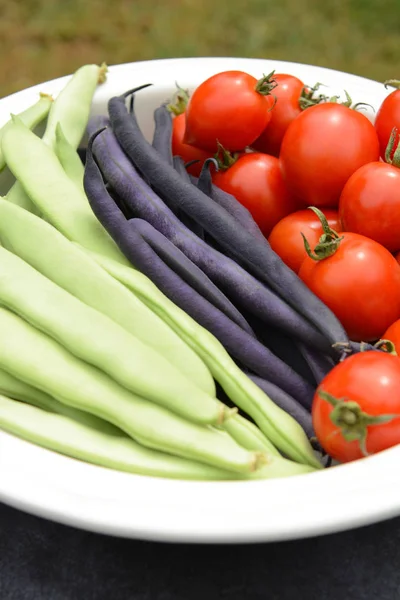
0;57;396;543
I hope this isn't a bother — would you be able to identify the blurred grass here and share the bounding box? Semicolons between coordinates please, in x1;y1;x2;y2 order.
0;0;399;97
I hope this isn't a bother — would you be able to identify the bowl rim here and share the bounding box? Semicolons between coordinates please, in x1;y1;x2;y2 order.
0;56;396;544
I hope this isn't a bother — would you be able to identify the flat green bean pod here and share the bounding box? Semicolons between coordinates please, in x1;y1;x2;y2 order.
0;308;264;474
223;414;280;456
0;395;314;480
0;246;225;426
1;118;129;264
0;367;119;435
0;93;53;172
43;63;107;149
0;199;214;396
6;63;105;213
0;370;311;478
88;251;322;470
54;123;84;190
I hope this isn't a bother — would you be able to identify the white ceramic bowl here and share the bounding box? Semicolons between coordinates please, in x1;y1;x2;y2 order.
0;57;397;544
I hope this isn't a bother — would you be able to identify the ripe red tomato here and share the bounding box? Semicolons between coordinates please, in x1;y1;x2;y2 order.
298;232;400;341
268;209;342;273
339;161;400;253
213;153;298;237
280;103;380;208
171;113;211;177
382;320;400;354
184;71;275;152
252;74;305;157
312;352;400;463
374;83;400;159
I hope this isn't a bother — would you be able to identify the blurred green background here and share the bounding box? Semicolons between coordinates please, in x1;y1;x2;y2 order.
1;0;399;97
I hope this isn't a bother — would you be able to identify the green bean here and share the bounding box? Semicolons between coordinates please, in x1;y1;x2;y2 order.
0;246;225;426
0;199;214;396
1;118;129;264
87;250;322;469
0;93;53;172
0;367;120;435
43;63;107;149
54;123;84;190
0;369;305;478
0;308;264;473
6;63;106;215
0;394;314;479
223;414;281;456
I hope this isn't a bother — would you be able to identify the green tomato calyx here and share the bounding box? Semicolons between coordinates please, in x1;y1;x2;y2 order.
298;82;329;110
384;127;400;168
214;141;239;171
302;206;344;261
319;389;400;457
374;339;398;356
384;79;400;90
255;71;278;98
167;83;190;116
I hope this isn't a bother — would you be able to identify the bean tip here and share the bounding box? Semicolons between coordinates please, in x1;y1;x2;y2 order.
252;451;271;472
218;406;238;425
39;92;54;102
98;63;108;84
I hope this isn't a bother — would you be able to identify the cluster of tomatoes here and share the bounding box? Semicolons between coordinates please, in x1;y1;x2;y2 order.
169;69;400;464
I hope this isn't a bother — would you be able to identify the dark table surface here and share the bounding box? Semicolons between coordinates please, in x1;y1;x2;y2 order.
0;502;399;600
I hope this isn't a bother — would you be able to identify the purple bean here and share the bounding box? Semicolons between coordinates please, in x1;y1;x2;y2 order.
296;342;336;385
245;372;314;436
84;134;315;404
172;156;205;239
195;160;266;243
92;126;330;352
108;92;349;354
152;105;173;166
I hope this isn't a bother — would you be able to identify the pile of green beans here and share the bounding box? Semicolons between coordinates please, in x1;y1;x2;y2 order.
0;62;322;480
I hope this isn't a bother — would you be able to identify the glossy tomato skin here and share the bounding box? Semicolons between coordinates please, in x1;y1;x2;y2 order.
375;89;400;159
171;113;211;177
184;71;273;152
213;153;298;237
280;103;380;208
313;352;400;462
298;232;400;341
268;209;342;273
339;161;400;252
252;74;305;157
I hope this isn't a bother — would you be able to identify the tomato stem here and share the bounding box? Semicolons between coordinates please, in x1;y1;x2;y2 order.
214;142;239;171
255;71;278;96
302;207;344;261
384;127;400;167
384;79;400;90
298;82;328;110
318;389;400;457
166;83;190;116
374;339;398;356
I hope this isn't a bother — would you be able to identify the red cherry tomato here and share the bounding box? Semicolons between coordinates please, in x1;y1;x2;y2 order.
280;103;380;208
339;161;400;253
298;232;400;341
268;209;342;273
252;74;305;157
171;113;211;177
184;71;274;152
313;352;400;463
382;320;400;354
213;153;298;237
375;83;400;159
